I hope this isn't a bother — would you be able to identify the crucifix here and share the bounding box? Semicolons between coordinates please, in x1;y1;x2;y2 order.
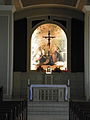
43;31;55;49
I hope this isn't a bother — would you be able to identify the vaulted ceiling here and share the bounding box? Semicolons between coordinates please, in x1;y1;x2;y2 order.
21;0;78;7
13;0;89;11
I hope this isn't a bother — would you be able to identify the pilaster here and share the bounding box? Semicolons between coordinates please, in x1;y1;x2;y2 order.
83;5;90;100
0;5;14;98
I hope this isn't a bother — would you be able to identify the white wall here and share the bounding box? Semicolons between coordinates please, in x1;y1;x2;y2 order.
83;5;90;100
0;5;13;98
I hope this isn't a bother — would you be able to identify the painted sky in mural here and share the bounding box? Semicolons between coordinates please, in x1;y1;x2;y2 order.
31;23;67;70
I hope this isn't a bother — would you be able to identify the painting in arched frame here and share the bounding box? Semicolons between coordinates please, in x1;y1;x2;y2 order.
30;23;67;71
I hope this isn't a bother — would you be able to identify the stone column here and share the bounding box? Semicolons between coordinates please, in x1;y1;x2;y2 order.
83;5;90;100
0;5;14;98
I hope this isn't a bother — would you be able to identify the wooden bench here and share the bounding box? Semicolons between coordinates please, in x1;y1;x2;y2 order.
0;86;27;120
0;100;27;120
0;86;3;101
0;112;8;120
70;101;90;120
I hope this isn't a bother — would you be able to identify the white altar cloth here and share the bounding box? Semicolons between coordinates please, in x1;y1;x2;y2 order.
29;84;68;100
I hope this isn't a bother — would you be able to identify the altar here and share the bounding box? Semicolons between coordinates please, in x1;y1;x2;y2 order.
29;84;69;102
27;74;70;120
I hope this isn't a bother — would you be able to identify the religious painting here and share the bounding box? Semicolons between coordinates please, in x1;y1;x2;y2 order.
30;23;67;71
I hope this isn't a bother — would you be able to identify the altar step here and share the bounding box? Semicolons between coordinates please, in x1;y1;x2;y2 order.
28;101;69;120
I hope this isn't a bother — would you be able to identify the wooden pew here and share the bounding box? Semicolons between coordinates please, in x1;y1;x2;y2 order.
0;113;8;120
70;101;90;120
0;101;21;120
0;86;27;120
0;86;3;101
0;108;13;120
0;100;27;120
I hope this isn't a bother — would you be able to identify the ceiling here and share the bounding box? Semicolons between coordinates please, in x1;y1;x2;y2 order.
21;0;77;7
13;0;88;11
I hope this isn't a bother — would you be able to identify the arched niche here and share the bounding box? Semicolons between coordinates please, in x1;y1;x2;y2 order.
30;23;67;71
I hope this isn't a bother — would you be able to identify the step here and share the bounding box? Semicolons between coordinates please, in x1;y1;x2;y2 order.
28;101;69;120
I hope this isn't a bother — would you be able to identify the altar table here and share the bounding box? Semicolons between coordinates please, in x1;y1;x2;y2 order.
29;84;68;101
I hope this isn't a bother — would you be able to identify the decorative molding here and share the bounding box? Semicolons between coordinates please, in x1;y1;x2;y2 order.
84;7;90;100
76;0;81;8
0;5;13;10
76;0;84;10
0;5;16;13
83;5;90;13
13;0;23;10
7;14;10;96
19;0;23;8
22;4;80;11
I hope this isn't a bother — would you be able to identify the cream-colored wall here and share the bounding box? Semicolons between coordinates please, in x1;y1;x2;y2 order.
83;5;90;100
0;5;13;98
13;71;84;100
13;5;84;100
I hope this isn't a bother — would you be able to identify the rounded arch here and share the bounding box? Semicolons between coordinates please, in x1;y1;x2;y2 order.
31;20;67;37
30;23;67;71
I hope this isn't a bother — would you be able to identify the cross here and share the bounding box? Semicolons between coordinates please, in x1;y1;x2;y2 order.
43;31;55;48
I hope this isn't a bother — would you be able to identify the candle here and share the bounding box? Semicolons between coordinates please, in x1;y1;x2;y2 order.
28;78;30;86
68;79;70;86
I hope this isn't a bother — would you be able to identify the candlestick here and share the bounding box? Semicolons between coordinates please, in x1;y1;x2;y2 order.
68;79;70;86
28;78;31;86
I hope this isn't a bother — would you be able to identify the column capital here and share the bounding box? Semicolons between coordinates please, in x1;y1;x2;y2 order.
83;5;90;13
0;5;16;12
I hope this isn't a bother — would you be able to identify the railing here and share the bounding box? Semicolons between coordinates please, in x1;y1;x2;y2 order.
33;88;65;101
39;89;58;101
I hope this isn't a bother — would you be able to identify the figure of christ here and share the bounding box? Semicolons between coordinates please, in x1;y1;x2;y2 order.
38;31;62;65
40;31;55;65
35;31;63;67
43;31;55;49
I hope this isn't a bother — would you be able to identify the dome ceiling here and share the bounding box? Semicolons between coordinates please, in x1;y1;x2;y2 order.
3;0;90;11
13;0;86;11
21;0;77;7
